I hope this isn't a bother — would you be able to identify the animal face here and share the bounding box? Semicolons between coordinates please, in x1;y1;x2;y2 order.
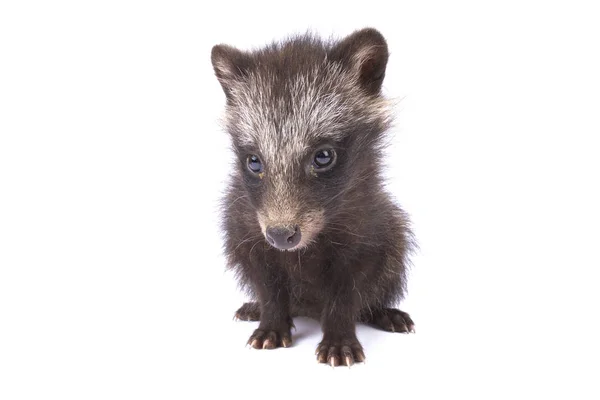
212;29;393;250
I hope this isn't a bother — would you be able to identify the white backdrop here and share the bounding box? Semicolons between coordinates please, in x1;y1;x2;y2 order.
1;1;599;399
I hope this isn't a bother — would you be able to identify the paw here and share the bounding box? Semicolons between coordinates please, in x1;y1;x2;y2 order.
234;302;260;321
370;308;415;333
316;336;365;367
247;328;292;349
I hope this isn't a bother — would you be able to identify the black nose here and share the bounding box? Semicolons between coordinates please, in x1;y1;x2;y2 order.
266;225;301;250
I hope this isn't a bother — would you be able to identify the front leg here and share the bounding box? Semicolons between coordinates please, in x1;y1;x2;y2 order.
247;269;293;349
316;281;365;366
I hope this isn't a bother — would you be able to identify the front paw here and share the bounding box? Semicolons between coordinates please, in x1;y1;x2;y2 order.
316;335;365;367
247;327;292;349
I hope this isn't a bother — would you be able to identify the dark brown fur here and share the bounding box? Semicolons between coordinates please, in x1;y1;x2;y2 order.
212;28;416;366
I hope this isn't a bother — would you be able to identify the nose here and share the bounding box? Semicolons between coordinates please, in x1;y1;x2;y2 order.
266;225;302;250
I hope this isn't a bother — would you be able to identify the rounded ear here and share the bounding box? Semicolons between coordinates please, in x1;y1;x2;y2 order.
211;44;252;99
330;28;389;94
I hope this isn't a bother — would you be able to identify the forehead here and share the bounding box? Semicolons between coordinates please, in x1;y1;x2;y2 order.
226;55;393;171
230;62;355;164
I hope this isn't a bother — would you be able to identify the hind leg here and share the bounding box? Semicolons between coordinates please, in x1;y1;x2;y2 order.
234;302;260;321
364;308;415;333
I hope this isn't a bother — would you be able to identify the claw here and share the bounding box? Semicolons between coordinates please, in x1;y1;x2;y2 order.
329;355;340;367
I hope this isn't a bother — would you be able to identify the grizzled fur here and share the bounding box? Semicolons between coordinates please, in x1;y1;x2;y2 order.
211;28;416;366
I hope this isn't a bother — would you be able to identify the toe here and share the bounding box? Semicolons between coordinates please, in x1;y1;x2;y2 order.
316;346;328;363
352;344;366;362
281;333;292;348
316;338;365;366
325;345;346;367
262;331;278;349
341;346;354;366
391;311;412;333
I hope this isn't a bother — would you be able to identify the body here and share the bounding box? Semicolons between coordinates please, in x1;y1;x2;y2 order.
212;28;415;366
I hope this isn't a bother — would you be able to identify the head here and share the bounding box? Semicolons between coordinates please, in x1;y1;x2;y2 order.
212;28;393;251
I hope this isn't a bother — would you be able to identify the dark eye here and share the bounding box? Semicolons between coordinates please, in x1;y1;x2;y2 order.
313;149;336;169
247;155;263;173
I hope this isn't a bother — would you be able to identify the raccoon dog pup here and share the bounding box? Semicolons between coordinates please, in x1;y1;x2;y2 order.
211;28;415;367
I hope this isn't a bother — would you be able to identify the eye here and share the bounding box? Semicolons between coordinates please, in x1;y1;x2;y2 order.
246;155;263;174
313;149;336;169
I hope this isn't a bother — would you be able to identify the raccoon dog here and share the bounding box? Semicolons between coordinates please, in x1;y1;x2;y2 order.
211;28;415;367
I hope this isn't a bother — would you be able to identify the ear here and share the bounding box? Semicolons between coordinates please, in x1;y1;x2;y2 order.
330;28;389;94
211;44;252;99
